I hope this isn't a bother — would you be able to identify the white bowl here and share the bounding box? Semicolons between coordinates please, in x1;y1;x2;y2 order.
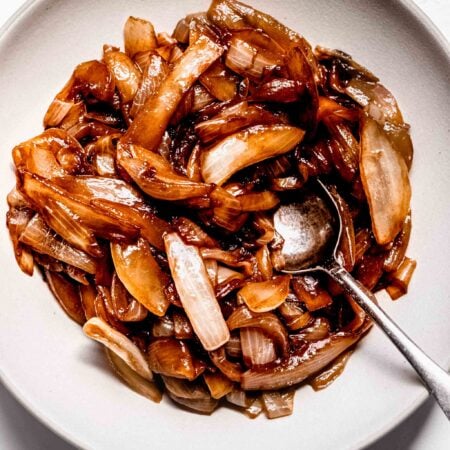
0;1;449;449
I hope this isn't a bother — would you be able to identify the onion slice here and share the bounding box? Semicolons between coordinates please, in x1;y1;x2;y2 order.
201;124;304;186
111;239;170;317
106;349;162;403
240;328;276;367
83;317;152;380
238;275;290;313
164;232;230;351
122;35;223;151
262;390;295;419
360;116;411;245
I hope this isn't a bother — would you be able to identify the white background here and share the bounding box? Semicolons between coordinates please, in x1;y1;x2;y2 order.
0;0;448;449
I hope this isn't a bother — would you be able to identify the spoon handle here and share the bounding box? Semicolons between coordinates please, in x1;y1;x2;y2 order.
325;261;450;420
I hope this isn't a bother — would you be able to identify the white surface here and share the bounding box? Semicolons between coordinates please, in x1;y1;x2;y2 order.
0;1;448;449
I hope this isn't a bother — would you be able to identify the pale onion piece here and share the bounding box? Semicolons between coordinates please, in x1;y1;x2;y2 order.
201;125;304;186
162;376;209;400
111;239;169;317
241;332;360;390
19;215;97;274
204;259;218;286
238;275;290;313
225;334;242;358
167;392;218;414
203;372;234;399
164;232;230;351
262;390;295;419
122;35;223;151
104;51;141;103
227;306;289;356
216;265;244;284
83;317;152;380
360;116;411;245
240;328;276;366
130;53;169;118
45;270;86;325
225;387;264;417
309;349;354;391
191;84;215;112
106;349;162;403
124;16;157;58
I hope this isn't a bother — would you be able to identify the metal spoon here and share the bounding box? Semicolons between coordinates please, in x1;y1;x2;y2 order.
273;180;450;419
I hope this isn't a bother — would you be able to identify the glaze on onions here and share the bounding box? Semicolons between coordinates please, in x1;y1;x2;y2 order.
6;0;415;420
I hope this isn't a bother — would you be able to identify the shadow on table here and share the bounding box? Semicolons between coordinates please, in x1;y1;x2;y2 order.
366;396;435;449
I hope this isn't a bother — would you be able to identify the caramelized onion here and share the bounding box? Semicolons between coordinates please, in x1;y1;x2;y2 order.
240;328;276;367
203;372;234;399
124;16;157;58
262;390;295;419
165;233;230;351
201;124;305;185
83;317;152;380
360;116;411;245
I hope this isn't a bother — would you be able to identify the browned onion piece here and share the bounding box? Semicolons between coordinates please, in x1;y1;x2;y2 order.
195;101;280;144
209;347;243;382
262;390;295;419
238;191;279;212
238;275;290;313
106;348;162;403
122;35;223;151
203;372;234;399
152;315;175;338
110;273;148;322
20;215;97;274
164;232;230;351
119;148;213;201
242;331;361;390
111;239;169;317
124;16;157;58
199;61;239;101
84;317;152;380
360;116;411;245
386;257;416;300
383;213;412;272
172;216;218;248
45;270;86;325
309;349;354;391
201;124;305;185
292;275;332;311
225;388;263;418
255;245;273;281
148;338;196;380
291;317;331;342
240;328;276;367
227;306;288;356
79;283;97;320
104;51;140;104
278;299;312;331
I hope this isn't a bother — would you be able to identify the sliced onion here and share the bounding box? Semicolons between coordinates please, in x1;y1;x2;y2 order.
225;388;263;418
199;60;238;101
225;334;242;358
309;349;354;391
195;101;279;144
203;372;234;399
83;317;152;380
130;53;169;118
383;213;412;272
43;98;74;128
122;35;223;151
200;248;254;276
173;310;194;340
262;390;295;419
360;116;411;245
241;331;361;390
291;275;332;311
255;245;273;280
204;259;218;286
147;338;195;380
251;79;304;103
227;306;288;356
152;315;175;338
110;273;148;322
278;299;312;331
79;283;97;320
238;275;290;313
240;328;276;367
191;84;216;112
238;191;279;212
172;216;218;248
123;16;157;58
386;257;416;300
45;270;86;325
111;239;169;317
201;124;304;186
106;348;162;403
164;232;230;351
209;347;243;382
119;152;212;201
20;215;97;274
104;51;140;103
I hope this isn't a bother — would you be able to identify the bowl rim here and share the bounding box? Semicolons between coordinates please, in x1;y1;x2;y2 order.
0;1;449;449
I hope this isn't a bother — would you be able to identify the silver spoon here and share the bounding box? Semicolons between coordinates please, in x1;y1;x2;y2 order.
273;180;450;419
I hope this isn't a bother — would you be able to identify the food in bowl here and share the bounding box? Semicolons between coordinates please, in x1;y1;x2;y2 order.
6;0;415;419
